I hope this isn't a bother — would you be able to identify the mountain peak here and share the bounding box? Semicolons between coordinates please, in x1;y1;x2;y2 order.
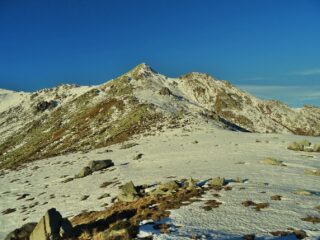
129;63;158;79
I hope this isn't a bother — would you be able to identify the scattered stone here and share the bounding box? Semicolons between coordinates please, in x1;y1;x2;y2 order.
29;208;73;240
183;178;197;190
4;222;37;240
88;159;114;171
81;195;90;201
150;180;180;196
304;168;320;176
118;181;139;202
2;208;16;215
294;190;312;196
61;177;74;183
133;153;143;160
208;177;226;188
287;142;304;151
120;143;138;149
260;158;285;166
271;195;282;201
76;166;92;178
313;143;320;152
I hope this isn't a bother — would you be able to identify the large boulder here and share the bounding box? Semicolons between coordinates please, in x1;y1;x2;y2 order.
88;159;114;171
287;142;304;151
29;208;73;240
118;181;139;202
5;223;37;240
260;158;284;166
76;166;92;178
313;143;320;152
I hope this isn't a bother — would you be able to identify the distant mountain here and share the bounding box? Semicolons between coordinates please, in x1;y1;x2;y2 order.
1;63;319;169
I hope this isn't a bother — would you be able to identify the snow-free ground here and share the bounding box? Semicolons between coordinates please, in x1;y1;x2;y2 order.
0;122;319;239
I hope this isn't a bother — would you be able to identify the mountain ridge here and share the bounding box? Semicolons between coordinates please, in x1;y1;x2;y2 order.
0;63;319;169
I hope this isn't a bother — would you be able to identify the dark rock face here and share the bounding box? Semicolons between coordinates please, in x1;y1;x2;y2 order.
4;223;37;240
35;100;58;112
159;87;172;96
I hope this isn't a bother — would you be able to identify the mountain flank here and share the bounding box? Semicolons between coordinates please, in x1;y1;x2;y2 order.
0;63;319;169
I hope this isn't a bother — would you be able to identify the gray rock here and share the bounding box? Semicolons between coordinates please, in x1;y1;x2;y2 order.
29;208;73;240
88;159;114;171
76;166;92;178
260;158;284;166
313;143;320;152
118;181;139;202
304;168;320;176
29;208;62;240
5;222;37;240
150;180;180;196
208;177;226;187
287;142;304;151
159;87;172;96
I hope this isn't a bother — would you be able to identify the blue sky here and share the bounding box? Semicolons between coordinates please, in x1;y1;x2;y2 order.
0;0;319;106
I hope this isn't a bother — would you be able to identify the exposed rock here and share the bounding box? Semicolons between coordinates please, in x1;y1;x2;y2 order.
183;177;197;190
313;143;320;152
159;87;172;96
150;180;180;196
208;177;226;188
4;222;37;240
88;159;114;171
287;142;304;151
120;143;138;149
260;158;284;166
304;168;320;176
76;166;92;178
118;181;139;202
294;190;312;196
98;193;111;199
29;208;73;240
35;100;58;112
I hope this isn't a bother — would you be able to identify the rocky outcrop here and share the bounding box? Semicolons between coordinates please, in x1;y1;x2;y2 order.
159;87;172;96
29;208;73;240
35;100;58;112
287;141;320;153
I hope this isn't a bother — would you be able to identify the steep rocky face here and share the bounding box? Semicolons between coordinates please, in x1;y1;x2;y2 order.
0;63;319;169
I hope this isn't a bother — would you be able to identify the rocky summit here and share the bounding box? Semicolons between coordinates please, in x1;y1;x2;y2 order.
0;63;319;169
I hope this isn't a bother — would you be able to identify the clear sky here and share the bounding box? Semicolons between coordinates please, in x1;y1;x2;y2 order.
0;0;319;106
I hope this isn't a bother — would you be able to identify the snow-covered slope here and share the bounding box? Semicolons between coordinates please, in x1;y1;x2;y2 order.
0;63;319;169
